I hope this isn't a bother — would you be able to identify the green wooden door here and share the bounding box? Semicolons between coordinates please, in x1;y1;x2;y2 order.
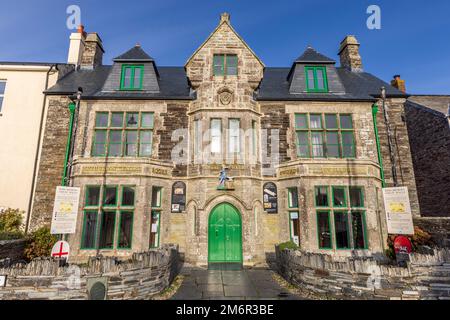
208;203;242;264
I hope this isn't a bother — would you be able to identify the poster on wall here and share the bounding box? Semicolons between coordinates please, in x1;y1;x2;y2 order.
263;182;278;214
50;186;81;235
171;182;186;213
382;187;414;235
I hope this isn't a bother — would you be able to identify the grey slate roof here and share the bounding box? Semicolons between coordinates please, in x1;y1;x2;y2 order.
256;67;407;101
45;66;194;100
113;45;155;62
294;47;335;64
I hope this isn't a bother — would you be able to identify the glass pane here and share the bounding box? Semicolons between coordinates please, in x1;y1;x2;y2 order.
104;186;117;206
334;212;350;249
310;115;322;129
152;187;162;207
133;67;142;88
95;130;107;143
140;131;152;143
298;145;309;158
126;113;139;128
295;114;307;129
109;130;122;143
211;119;221;153
325;114;338;129
96;113;109;127
119;212;133;248
141;113;154;128
122;187;135;206
229;120;240;153
317;211;331;249
0;97;3;111
0;81;6;93
111;113;124;127
342;133;355;157
340;115;353;129
99;212;116;249
150;212;160;247
86;186;101;206
297;132;309;157
126;131;138;156
213;55;224;75
333;187;346;207
108;144;121;157
139;131;152;156
109;131;122;157
297;131;308;144
327;132;338;144
326;132;340;157
93;144;106;156
226;55;238;75
123;67;132;88
315;187;329;207
352;211;367;249
288;188;299;208
311;132;324;157
349;187;364;207
307;69;315;89
316;69;325;90
82;211;97;249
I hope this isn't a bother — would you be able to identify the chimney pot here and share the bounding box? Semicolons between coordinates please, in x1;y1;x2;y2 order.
391;75;406;93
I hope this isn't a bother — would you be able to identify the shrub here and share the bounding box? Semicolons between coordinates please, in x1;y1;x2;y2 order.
0;208;24;240
278;241;299;251
24;227;58;261
385;226;434;260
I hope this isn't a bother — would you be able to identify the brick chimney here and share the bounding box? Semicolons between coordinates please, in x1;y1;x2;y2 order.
67;26;104;69
67;25;86;66
338;35;363;72
391;75;406;93
80;32;104;69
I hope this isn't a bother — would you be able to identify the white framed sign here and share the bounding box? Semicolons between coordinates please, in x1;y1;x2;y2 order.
382;187;414;235
50;186;81;235
0;275;7;287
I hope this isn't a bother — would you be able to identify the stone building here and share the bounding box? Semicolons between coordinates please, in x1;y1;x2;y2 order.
30;14;422;267
404;95;450;217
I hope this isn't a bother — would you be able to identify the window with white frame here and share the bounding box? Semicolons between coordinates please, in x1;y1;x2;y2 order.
229;119;240;153
210;119;222;153
0;81;6;113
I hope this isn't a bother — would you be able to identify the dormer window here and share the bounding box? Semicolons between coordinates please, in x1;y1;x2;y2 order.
305;66;328;93
120;65;144;90
213;54;238;76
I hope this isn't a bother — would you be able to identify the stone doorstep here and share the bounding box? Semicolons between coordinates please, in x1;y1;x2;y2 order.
402;290;419;296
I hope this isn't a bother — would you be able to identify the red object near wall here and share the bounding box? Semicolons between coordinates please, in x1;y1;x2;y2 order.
394;236;413;254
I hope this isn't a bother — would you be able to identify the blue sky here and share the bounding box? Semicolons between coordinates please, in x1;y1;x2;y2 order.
1;0;449;94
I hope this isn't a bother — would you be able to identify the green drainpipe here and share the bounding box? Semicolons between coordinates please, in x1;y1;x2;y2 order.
61;102;76;186
372;104;386;188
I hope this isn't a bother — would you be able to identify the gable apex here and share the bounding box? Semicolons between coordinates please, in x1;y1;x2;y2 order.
185;13;265;68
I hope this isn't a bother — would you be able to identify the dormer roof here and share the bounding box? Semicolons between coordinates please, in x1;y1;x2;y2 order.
294;46;336;64
113;45;155;62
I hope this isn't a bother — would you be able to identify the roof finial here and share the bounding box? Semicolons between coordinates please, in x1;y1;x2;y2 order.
135;43;141;47
220;12;230;23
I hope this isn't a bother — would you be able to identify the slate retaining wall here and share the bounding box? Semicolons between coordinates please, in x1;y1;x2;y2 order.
0;244;179;300
0;239;26;266
275;247;450;300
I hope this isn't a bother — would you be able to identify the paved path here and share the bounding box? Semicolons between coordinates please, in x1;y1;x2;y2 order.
171;266;303;300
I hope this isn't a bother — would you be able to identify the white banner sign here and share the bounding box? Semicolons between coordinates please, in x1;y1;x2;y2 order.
51;186;81;235
382;187;414;235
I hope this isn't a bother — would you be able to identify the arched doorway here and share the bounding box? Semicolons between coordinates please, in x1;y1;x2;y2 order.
208;203;243;269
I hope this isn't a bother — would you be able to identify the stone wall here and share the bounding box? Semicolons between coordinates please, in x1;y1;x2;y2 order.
0;240;26;266
276;247;450;300
404;101;450;217
0;245;179;300
376;98;420;217
415;217;450;247
30;96;71;231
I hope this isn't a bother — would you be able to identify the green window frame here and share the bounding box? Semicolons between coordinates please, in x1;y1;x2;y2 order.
150;211;161;248
288;187;299;209
151;186;162;208
103;186;118;207
118;211;134;249
332;186;347;208
98;211;116;249
316;211;332;249
314;186;329;207
314;185;368;250
121;186;136;207
351;211;368;249
120;64;144;90
294;113;356;159
92;112;154;158
334;211;351;249
305;66;328;93
213;54;238;76
81;210;98;250
85;185;101;207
